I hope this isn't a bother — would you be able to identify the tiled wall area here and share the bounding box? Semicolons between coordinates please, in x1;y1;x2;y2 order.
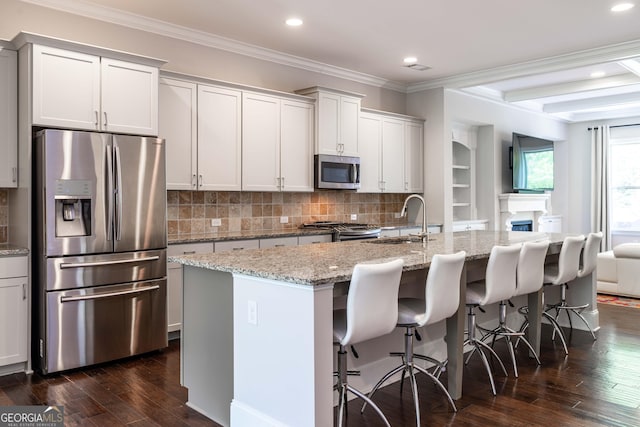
167;190;409;239
0;189;410;244
0;190;7;243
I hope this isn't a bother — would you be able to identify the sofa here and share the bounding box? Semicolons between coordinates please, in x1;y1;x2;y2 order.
597;243;640;298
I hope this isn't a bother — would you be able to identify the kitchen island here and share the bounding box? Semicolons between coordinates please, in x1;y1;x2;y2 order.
170;230;596;427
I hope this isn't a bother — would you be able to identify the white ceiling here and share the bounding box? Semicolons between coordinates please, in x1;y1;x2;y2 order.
23;0;640;122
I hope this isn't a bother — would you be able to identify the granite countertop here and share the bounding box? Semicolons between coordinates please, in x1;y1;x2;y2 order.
168;228;333;244
167;222;440;245
0;244;29;257
170;230;564;286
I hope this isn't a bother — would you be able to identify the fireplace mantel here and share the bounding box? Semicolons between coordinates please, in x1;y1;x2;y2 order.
498;193;550;231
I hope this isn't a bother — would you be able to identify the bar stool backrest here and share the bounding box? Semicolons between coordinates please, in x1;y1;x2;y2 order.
577;232;603;278
340;259;404;346
545;235;585;285
479;244;521;306
421;251;466;326
514;240;550;296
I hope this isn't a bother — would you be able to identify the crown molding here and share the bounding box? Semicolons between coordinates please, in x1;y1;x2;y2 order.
20;0;407;92
407;39;640;93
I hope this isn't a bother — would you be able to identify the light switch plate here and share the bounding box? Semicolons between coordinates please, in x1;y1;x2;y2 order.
280;216;288;224
211;218;222;226
350;214;357;220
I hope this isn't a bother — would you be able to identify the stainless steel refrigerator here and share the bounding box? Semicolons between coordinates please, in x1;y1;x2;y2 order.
33;129;168;374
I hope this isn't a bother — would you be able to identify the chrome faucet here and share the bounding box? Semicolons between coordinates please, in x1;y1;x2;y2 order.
400;194;428;239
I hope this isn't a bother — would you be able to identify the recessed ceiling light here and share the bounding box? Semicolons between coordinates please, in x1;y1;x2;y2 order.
286;18;303;26
403;57;418;64
590;71;606;78
611;3;634;12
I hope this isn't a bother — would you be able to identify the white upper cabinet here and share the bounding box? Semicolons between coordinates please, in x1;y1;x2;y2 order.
242;92;281;192
405;120;424;192
31;44;159;136
160;79;242;191
197;84;242;191
280;98;314;192
100;58;158;135
358;109;424;193
358;112;382;192
32;45;101;131
242;92;314;192
0;45;17;188
296;87;362;156
381;117;405;192
159;77;198;190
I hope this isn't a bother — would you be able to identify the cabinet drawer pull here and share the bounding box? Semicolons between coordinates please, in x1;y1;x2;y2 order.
275;244;285;247
183;251;196;255
232;247;245;251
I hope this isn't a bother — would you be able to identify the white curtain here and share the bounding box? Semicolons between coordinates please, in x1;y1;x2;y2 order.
591;125;610;250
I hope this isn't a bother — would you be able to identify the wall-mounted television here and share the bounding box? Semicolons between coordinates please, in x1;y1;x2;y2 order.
510;132;554;193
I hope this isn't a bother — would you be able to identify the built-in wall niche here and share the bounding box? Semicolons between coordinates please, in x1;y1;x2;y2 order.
451;125;476;222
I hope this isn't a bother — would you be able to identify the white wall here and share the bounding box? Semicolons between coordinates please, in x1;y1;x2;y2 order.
408;89;568;231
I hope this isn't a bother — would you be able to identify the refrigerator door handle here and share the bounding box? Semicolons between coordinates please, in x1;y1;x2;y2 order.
106;143;114;241
60;284;160;303
114;143;123;241
59;255;161;269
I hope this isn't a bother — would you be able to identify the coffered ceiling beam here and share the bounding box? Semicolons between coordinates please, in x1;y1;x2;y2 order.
504;74;640;102
543;91;640;113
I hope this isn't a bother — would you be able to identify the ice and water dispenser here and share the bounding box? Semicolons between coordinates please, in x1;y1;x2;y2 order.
54;179;92;237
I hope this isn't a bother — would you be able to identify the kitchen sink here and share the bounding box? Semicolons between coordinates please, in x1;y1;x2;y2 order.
366;236;430;245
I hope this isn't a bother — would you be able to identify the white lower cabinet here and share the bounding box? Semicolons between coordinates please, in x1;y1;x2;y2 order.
214;239;260;252
0;256;28;367
298;234;333;245
260;236;298;248
538;216;562;233
167;243;213;334
452;220;488;232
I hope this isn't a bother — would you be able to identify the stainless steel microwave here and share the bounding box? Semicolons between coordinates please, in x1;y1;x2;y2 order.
314;154;360;190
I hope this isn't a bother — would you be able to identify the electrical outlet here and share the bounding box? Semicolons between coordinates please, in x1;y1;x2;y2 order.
247;300;257;325
350;214;357;220
280;216;288;224
211;218;222;227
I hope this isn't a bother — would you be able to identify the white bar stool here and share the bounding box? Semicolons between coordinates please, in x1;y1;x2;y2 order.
480;240;549;377
465;244;521;395
362;251;466;426
333;258;404;427
549;232;601;340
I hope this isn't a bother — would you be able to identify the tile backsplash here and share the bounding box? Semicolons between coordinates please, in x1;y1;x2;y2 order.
0;189;7;243
0;189;411;244
167;190;409;239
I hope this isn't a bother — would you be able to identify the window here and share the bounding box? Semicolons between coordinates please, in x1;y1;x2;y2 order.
609;132;640;232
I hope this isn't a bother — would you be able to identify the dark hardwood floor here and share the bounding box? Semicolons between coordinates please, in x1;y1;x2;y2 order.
2;302;639;426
